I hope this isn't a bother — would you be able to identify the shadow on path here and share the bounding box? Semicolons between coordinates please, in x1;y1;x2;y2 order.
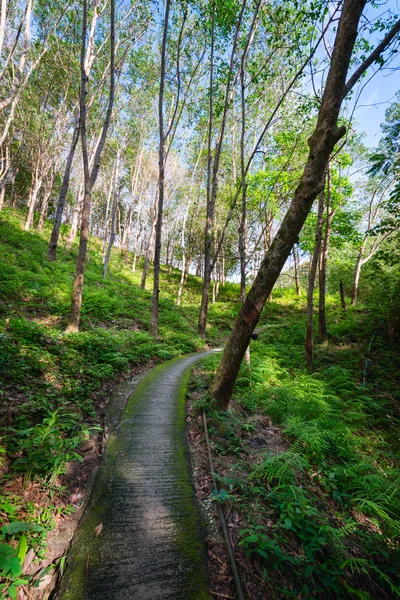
57;352;215;600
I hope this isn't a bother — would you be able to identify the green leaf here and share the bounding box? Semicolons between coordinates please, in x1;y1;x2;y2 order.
17;535;28;562
1;522;44;536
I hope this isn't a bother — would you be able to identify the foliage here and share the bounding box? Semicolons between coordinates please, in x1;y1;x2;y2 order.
195;291;400;599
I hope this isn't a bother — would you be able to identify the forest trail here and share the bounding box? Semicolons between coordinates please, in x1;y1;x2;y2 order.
57;351;213;600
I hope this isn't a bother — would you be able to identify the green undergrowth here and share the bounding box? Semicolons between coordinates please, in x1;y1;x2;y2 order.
192;292;400;599
0;208;240;596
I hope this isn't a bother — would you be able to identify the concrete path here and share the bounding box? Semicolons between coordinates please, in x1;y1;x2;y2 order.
57;352;213;600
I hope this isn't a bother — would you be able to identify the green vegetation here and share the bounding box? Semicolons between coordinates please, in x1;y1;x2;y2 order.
0;208;236;594
192;290;400;599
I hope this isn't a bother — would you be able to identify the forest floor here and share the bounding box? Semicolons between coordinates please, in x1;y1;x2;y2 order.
187;296;400;599
0;208;233;599
0;208;399;600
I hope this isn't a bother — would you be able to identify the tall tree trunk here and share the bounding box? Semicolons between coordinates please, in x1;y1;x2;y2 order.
198;1;215;338
239;55;250;364
339;279;347;310
102;170;115;257
318;163;334;344
141;198;157;290
66;0;115;333
68;179;84;245
37;171;54;231
25;166;43;230
10;167;18;206
305;189;325;369
210;0;370;408
0;143;10;211
0;181;5;211
293;244;301;296
131;222;142;273
198;0;247;337
150;0;170;337
103;150;119;278
47;109;80;260
352;243;365;305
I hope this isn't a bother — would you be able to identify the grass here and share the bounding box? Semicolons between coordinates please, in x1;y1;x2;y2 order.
1;207;399;599
0;208;240;598
192;290;400;599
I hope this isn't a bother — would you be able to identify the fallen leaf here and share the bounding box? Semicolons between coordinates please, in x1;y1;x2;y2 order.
94;522;103;536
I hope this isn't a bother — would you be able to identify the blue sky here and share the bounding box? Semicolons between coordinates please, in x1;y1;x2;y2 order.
349;0;400;147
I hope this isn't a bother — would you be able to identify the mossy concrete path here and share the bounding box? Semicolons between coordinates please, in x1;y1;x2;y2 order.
57;352;213;600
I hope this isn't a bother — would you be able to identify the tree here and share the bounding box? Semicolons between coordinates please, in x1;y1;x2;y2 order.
210;1;400;408
66;0;115;333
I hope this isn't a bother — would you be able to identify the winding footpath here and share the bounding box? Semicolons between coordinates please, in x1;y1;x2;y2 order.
57;352;213;600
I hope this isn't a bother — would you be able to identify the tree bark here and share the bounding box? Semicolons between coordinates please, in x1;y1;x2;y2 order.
25;164;43;230
210;0;368;408
293;244;301;296
198;2;215;338
150;0;170;337
318;163;335;344
37;170;55;231
141;196;157;290
306;189;325;369
47;109;80;260
339;279;347;310
103;150;120;278
66;0;115;333
352;244;365;305
199;0;247;337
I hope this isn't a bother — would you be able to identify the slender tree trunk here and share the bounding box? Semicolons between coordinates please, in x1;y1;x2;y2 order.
48;109;80;260
210;0;368;408
0;181;5;211
339;279;347;310
131;222;142;273
293;244;301;296
103;150;119;278
352;243;365;305
68;179;84;245
0;143;10;211
318;164;334;344
239;56;250;364
37;172;54;231
150;0;170;337
198;2;215;338
66;0;115;333
25;168;43;230
10;168;18;206
306;189;325;369
141;198;157;290
102;171;115;257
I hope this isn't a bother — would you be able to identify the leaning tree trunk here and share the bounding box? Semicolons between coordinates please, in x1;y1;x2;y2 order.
210;0;370;408
305;189;325;369
47;109;80;260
